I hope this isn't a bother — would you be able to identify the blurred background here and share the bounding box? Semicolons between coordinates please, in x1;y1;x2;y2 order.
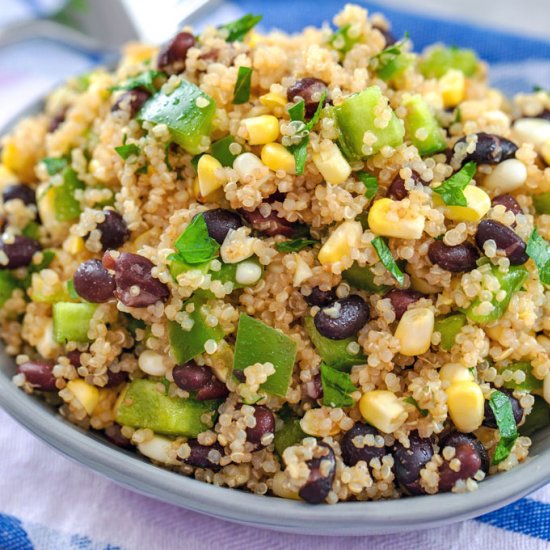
0;0;549;125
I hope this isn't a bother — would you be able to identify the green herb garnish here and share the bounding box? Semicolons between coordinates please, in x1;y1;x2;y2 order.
321;363;357;408
433;162;477;207
115;143;141;160
286;91;327;175
42;157;68;176
329;24;358;54
275;238;318;253
526;227;550;285
489;390;518;465
173;213;220;265
110;70;164;94
66;279;79;300
218;13;262;42
357;171;378;199
371;236;405;286
233;66;253;104
373;36;412;81
404;396;428;417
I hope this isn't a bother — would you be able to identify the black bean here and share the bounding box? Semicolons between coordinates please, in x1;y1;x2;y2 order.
16;360;56;391
454;132;518;166
201;209;243;244
157;31;196;74
74;259;116;303
246;405;276;446
2;184;36;206
303;373;323;400
393;431;434;495
113;252;170;308
303;286;337;307
341;423;386;468
492;194;523;219
105;369;128;388
373;24;397;47
196;377;229;401
97;210;130;251
66;350;81;367
172;361;211;391
438;432;489;492
428;240;479;273
483;389;523;429
0;235;41;269
475;219;528;265
299;442;336;504
239;206;296;237
387;171;422;200
47;109;66;133
105;424;132;447
183;439;224;470
287;77;329;118
385;288;423;320
314;295;370;339
111;89;151;118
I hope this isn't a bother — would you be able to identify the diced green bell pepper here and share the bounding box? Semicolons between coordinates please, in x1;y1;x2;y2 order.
333;86;405;160
52;302;98;343
22;221;40;240
501;361;543;392
0;271;18;307
115;378;219;437
519;396;550;437
419;46;479;79
434;313;467;351
304;316;365;371
274;415;306;457
462;265;528;324
169;255;210;280
402;95;447;157
233;314;297;397
169;296;225;364
533;192;550;214
342;262;388;293
138;79;216;155
54;168;84;222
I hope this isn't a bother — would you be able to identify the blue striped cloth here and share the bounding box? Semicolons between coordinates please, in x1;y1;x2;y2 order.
1;1;550;548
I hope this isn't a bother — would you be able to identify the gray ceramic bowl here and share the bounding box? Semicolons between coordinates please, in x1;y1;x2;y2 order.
1;99;550;536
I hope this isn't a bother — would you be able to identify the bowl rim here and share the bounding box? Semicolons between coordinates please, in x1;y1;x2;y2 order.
1;97;550;536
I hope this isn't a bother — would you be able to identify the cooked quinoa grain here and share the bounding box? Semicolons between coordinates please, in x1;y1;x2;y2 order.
3;6;550;504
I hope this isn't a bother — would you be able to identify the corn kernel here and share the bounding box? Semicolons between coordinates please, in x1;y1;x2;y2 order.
446;381;484;433
241;115;280;145
394;307;434;356
542;140;550;166
318;220;363;265
441;185;491;222
439;69;465;108
440;363;474;385
368;198;425;239
259;92;287;109
64;235;84;255
138;435;180;465
261;143;296;174
37;183;57;229
483;159;527;193
293;253;313;286
312;141;351;185
197;154;225;197
67;379;100;415
359;390;408;433
271;471;301;500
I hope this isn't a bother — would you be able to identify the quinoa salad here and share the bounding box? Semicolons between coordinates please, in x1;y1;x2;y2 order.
2;4;550;505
